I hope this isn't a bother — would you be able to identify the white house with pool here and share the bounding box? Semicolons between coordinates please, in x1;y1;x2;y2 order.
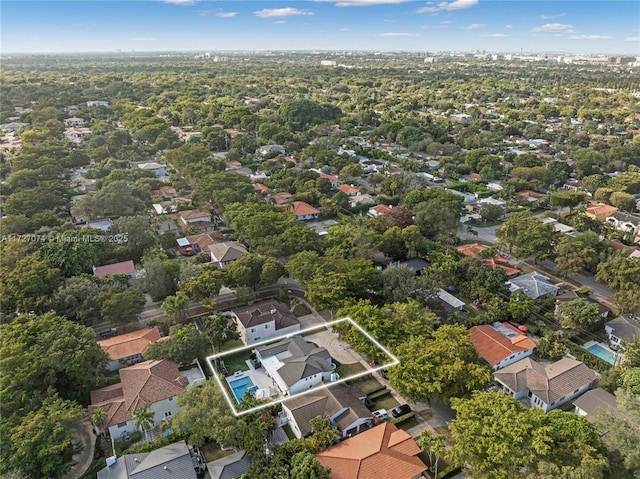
255;336;338;397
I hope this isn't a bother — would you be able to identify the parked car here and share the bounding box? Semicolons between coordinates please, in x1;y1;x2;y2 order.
391;404;411;418
372;409;389;421
98;328;117;338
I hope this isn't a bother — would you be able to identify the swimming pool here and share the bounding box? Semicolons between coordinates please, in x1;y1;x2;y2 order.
228;376;257;403
586;343;620;365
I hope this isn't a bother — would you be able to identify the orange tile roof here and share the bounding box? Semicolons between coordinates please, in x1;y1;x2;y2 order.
94;260;136;279
481;256;521;278
98;328;161;361
288;201;320;217
254;183;269;193
515;190;546;199
470;323;536;367
337;184;360;195
89;360;188;428
316;423;427;479
456;243;489;258
371;204;393;215
585;203;618;218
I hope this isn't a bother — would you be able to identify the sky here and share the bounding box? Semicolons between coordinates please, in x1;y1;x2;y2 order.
1;0;639;55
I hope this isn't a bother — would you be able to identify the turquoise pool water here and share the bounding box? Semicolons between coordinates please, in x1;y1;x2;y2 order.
229;376;257;403
586;344;620;365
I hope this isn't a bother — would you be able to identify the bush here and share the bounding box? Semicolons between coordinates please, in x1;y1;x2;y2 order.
130;431;142;442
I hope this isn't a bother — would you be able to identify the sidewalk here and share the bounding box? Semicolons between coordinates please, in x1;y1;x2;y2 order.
62;416;96;479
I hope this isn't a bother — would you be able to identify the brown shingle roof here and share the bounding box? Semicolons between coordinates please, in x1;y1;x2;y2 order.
233;300;299;330
470;323;536;367
208;241;248;263
316;423;427;479
98;327;161;361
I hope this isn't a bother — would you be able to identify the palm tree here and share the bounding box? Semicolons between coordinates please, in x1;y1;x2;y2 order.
132;405;155;441
90;407;107;436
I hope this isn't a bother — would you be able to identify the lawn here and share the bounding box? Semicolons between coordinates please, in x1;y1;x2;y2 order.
220;350;249;373
355;377;383;394
397;417;419;431
336;362;367;378
221;339;243;352
371;395;400;411
200;442;236;462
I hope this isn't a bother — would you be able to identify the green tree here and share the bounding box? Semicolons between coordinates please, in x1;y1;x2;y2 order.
290;451;330;479
549;190;587;215
1;257;63;316
556;299;602;331
90;407;107;436
132;405;155;437
389;325;491;404
380;264;434;304
140;256;180;300
448;391;552;479
146;323;210;365
161;291;189;321
419;430;446;478
508;290;538;323
610;191;637;212
497;213;556;263
6;396;83;479
614;286;640;319
555;231;606;277
305;416;341;454
596;255;640;291
181;266;226;302
479;203;504;222
98;286;145;326
225;253;284;290
36;230;109;277
47;275;103;325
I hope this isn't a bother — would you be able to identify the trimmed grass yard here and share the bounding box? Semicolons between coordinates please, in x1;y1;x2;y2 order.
355;377;383;394
221;339;243;352
371;395;400;411
200;442;236;462
336;362;367;378
220;350;249;373
397;416;419;431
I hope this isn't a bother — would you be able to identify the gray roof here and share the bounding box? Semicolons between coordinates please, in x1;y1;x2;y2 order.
398;258;430;272
607;211;640;226
494;357;598;406
97;441;198;479
233;300;300;330
572;388;620;422
283;383;371;436
507;272;559;299
605;316;640;341
208;242;248;263
206;450;251;479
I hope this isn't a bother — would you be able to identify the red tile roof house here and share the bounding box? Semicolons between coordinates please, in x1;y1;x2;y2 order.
514;190;547;202
470;322;536;371
367;204;393;217
336;184;360;196
89;359;205;446
98;327;162;371
316;423;429;479
286;201;320;221
93;260;137;280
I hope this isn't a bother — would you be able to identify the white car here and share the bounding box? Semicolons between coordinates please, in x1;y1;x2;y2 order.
372;409;389;421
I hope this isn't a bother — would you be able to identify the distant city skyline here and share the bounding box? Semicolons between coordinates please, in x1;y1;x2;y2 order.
1;1;639;55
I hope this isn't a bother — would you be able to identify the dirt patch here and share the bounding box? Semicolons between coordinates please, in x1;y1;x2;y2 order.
434;426;453;445
418;410;434;421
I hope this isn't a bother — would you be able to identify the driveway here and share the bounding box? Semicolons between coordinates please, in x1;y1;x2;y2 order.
305;330;362;365
62;416;96;479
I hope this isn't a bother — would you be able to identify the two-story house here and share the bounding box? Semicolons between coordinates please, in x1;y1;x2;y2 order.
231;301;301;346
605;315;640;350
89;359;205;445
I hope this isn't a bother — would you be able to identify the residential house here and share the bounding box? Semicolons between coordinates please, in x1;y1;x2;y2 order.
507;272;559;300
287;201;320;221
86;218;113;232
367;204;393;217
257;144;285;157
445;188;477;204
98;328;163;371
97;440;204;479
64;117;85;127
65;126;92;141
178;209;215;233
316;423;429;479
175;231;225;258
254;183;269;194
606;211;640;241
231;300;301;346
255;336;336;397
206;450;251;479
87;100;109;107
349;194;376;208
0;121;29;133
151;185;178;198
397;258;430;275
133;162;167;178
208;241;248;269
585;203;619;222
470;322;536;370
71;178;97;192
282;383;372;439
89;359;205;442
573;388;623;424
460;172;482;182
319;173;342;188
541;217;575;235
272;191;293;206
555;290;610;318
562;179;582;191
94;260;137;280
605;315;640;349
514;190;546;202
437;288;465;311
493;357;598;412
456;243;520;278
486;180;503;191
337;184;360;196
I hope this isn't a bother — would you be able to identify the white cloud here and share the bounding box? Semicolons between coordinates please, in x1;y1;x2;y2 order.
625;36;640;42
216;12;238;18
197;10;210;16
384;19;396;23
568;34;613;40
440;20;452;24
460;23;485;30
163;0;197;5
416;0;478;14
505;24;513;29
531;23;574;33
481;33;510;38
132;37;158;41
273;20;287;24
375;32;420;37
421;24;448;29
254;8;314;18
320;0;413;6
539;13;565;19
340;27;351;31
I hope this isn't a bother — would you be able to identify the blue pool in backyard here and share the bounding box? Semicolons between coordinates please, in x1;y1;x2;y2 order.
228;376;258;403
586;343;621;365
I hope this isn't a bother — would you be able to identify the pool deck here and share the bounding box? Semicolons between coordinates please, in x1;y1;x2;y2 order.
225;361;284;403
582;340;623;365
